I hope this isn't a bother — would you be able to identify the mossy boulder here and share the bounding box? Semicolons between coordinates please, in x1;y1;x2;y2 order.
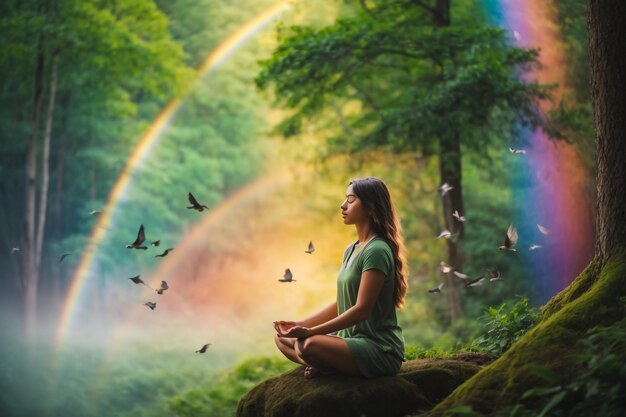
427;253;626;415
236;352;495;417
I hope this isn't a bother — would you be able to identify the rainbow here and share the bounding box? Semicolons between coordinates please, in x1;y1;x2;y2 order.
483;0;594;299
54;0;294;348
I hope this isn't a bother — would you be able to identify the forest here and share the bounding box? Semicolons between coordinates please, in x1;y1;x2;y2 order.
1;0;624;416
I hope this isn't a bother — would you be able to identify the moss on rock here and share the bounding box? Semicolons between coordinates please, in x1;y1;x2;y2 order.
237;353;495;417
427;253;626;416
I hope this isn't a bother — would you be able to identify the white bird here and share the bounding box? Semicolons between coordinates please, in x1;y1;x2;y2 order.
537;224;550;235
453;271;469;280
466;277;486;287
439;183;454;197
509;147;527;154
437;229;452;239
452;210;465;222
440;261;453;274
529;244;542;251
89;209;102;215
10;247;20;255
512;30;522;41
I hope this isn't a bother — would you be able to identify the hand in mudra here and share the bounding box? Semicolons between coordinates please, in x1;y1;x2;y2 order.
273;321;311;338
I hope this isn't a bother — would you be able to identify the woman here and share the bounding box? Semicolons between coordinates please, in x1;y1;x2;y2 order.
273;177;408;378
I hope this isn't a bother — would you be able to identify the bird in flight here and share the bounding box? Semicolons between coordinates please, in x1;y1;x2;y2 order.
128;275;153;290
509;147;527;154
151;240;160;247
196;343;211;353
278;268;295;282
126;224;148;250
437;229;452;239
187;192;209;212
89;209;102;216
428;282;445;293
537;224;550;235
305;241;315;254
155;248;174;258
440;261;453;274
144;302;156;310
156;281;169;295
498;224;518;251
10;247;20;255
529;244;542;251
465;276;486;287
439;183;453;197
59;253;72;263
452;210;466;222
486;269;502;282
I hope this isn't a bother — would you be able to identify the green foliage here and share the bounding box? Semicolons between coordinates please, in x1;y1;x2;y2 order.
513;317;626;417
169;356;296;417
404;344;459;360
256;0;550;154
469;298;540;355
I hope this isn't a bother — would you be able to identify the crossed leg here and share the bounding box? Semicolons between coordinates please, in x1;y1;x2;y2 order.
275;334;361;378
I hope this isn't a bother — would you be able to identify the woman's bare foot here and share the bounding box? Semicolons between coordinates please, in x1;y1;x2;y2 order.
304;366;320;379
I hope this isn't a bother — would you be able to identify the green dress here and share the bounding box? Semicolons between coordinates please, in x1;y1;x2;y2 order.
336;237;405;378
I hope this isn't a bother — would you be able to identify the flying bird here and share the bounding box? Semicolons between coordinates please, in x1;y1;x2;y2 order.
529;244;542;251
509;147;527;154
440;261;453;274
512;30;522;41
452;271;469;281
305;241;315;254
486;269;503;282
278;268;295;282
155;248;174;258
196;343;211;353
58;253;72;263
439;183;454;197
437;229;452;239
537;224;550;235
89;209;102;216
151;240;160;247
428;282;445;293
452;210;466;222
187;192;209;212
498;224;518;251
156;281;169;295
465;276;486;287
10;247;20;255
144;301;156;310
126;224;148;250
128;275;153;290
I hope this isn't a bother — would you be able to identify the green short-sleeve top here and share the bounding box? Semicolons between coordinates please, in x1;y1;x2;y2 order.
336;237;405;362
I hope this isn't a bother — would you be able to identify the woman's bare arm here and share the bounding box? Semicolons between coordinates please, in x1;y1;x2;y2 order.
297;301;338;328
309;269;385;336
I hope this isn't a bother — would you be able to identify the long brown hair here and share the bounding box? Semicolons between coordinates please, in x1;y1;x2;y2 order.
350;177;408;308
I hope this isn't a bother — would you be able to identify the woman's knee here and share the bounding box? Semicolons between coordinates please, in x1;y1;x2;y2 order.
298;336;323;360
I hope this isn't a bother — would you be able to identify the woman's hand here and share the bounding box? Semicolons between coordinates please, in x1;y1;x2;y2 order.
278;326;312;339
273;320;297;335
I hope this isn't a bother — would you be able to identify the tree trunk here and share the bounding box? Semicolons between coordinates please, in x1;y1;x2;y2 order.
23;35;45;337
35;52;59;272
588;0;626;263
439;134;464;322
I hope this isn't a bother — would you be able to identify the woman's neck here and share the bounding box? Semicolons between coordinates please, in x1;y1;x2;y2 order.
356;224;375;243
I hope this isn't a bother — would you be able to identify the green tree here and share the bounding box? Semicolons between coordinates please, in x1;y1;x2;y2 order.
0;0;192;336
256;0;549;321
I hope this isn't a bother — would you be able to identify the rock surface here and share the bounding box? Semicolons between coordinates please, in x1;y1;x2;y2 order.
237;352;495;417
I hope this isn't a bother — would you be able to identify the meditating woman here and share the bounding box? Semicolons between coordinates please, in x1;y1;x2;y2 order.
273;177;408;378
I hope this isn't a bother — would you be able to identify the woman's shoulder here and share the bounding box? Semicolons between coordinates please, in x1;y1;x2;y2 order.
364;238;393;255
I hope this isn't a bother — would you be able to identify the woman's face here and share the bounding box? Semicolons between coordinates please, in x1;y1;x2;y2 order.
340;184;369;225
